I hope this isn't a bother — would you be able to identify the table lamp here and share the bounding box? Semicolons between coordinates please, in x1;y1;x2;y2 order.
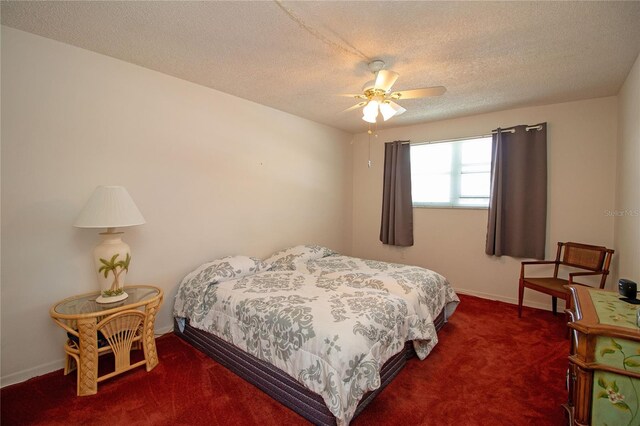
74;186;145;303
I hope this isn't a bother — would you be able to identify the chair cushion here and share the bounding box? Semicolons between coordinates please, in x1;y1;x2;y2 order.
523;277;570;295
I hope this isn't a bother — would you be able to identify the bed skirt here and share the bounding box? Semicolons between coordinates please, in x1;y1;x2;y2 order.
174;307;446;425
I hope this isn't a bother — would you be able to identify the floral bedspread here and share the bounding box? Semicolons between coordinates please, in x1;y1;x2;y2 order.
174;256;458;425
285;255;460;359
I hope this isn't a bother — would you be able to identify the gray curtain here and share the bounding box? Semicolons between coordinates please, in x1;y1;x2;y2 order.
380;141;413;246
486;123;547;259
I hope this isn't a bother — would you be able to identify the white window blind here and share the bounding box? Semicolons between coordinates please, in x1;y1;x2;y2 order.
410;136;492;208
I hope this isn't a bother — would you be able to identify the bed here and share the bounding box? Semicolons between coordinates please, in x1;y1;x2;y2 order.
173;245;459;425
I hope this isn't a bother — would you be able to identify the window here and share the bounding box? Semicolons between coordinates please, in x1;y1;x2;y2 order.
410;136;492;208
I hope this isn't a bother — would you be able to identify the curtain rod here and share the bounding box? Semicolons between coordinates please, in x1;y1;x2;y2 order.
396;124;544;146
491;125;544;134
406;134;491;146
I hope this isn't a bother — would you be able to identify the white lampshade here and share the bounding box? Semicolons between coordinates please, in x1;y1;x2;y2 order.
379;102;395;121
74;186;145;229
362;100;379;123
362;113;377;124
380;101;407;121
363;100;379;117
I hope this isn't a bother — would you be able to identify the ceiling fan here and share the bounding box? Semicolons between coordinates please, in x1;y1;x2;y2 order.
344;60;446;123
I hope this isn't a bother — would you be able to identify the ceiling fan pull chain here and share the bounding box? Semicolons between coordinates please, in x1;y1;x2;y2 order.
366;124;379;168
368;128;373;168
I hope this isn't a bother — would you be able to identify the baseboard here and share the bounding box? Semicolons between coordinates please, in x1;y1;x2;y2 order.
1;324;177;389
0;358;65;388
454;287;565;312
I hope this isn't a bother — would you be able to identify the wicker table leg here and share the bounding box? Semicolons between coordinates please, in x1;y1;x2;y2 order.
143;298;161;371
77;318;99;396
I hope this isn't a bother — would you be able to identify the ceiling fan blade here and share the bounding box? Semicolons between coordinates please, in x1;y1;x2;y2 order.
374;70;399;92
342;101;367;113
391;86;446;100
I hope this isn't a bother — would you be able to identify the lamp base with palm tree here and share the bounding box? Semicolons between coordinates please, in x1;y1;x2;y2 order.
94;228;131;304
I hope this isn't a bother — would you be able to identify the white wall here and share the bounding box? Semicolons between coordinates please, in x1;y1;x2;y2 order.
351;97;618;309
615;53;640;284
0;27;353;385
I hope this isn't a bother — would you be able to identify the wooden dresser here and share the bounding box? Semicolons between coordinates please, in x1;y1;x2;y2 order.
565;285;640;426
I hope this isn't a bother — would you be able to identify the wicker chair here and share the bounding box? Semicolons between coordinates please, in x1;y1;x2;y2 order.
518;242;614;317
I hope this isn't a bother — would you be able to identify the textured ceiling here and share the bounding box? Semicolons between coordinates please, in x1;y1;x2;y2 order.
2;1;640;134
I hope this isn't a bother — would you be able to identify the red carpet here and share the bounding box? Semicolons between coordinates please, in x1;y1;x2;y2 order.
1;294;568;425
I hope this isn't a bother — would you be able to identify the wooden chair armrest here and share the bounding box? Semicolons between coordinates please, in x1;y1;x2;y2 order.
520;260;558;278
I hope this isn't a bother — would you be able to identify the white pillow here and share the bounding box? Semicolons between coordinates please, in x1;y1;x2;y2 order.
264;245;336;271
174;256;270;319
191;255;271;284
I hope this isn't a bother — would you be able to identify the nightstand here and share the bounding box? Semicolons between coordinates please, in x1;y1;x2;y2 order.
565;285;640;425
50;285;163;396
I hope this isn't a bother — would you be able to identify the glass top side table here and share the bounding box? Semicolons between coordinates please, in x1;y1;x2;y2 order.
50;285;164;396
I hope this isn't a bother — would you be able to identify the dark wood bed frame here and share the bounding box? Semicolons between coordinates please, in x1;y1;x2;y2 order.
174;308;446;425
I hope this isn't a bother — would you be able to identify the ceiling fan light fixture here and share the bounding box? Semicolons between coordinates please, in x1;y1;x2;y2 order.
362;100;379;116
342;59;446;126
390;101;407;116
362;100;379;123
380;101;407;121
379;102;396;121
362;113;377;124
